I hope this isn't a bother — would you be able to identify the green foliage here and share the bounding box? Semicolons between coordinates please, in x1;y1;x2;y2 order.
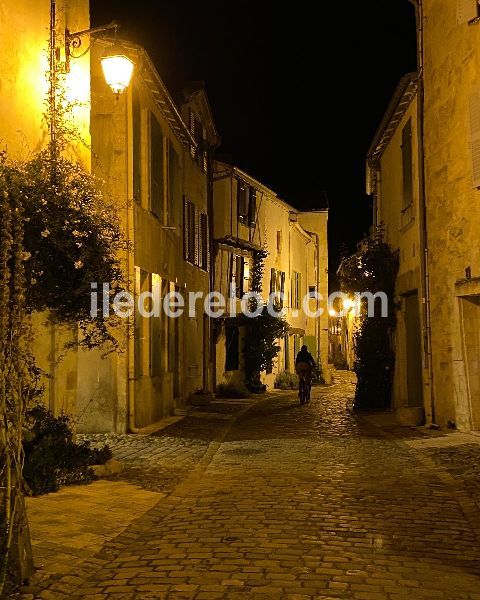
241;306;290;390
250;249;268;294
339;228;399;411
241;250;289;389
275;370;298;390
23;405;112;496
311;361;326;384
333;354;349;371
0;151;127;350
216;382;251;399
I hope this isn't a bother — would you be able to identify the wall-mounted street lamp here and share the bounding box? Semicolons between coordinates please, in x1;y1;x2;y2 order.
65;20;134;96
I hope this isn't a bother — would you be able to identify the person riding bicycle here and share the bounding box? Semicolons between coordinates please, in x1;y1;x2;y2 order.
295;345;315;401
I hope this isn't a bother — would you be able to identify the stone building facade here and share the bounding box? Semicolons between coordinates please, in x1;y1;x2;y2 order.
78;41;219;432
212;162;329;390
366;73;429;425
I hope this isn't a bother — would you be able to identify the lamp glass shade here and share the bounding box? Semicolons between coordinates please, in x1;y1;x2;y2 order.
101;46;134;95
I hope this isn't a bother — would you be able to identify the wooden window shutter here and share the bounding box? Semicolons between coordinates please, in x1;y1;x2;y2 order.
202;126;208;172
206;217;210;272
150;112;164;219
188;201;196;262
297;272;302;308
457;0;478;24
183;196;189;260
132;87;141;202
248;188;257;226
189;108;196;159
236;256;244;297
194;206;200;266
200;213;208;271
237;180;247;222
401;119;413;209
196;119;203;167
280;272;286;308
168;141;179;226
270;268;277;294
470;89;480;188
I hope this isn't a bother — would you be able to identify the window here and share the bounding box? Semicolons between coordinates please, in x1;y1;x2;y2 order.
309;285;317;299
189;108;196;160
248;187;257;226
188;108;206;170
200;212;209;271
237;180;248;222
457;0;479;25
134;268;149;379
401;119;413;210
284;334;290;371
150;112;164;219
291;271;302;310
150;274;162;377
276;230;282;253
132;87;141;203
167;140;180;226
270;269;285;308
184;198;195;262
230;254;245;298
184;197;208;269
225;326;239;371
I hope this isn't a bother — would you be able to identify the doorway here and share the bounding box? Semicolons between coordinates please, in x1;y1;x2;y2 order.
460;295;480;430
405;292;423;407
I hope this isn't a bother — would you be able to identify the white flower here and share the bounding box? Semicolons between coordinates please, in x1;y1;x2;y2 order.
74;260;83;269
40;229;50;238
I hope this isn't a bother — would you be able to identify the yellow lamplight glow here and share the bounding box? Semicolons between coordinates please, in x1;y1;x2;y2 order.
101;44;134;96
343;298;355;311
328;309;337;317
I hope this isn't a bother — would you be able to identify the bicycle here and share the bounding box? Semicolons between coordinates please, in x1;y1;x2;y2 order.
296;362;312;405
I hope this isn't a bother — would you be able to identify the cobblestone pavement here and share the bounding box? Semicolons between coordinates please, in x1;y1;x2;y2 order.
78;401;255;493
23;373;480;599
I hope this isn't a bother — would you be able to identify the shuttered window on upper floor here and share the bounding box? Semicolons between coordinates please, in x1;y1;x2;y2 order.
401;118;413;210
167;140;180;227
457;0;479;24
248;188;257;226
237;180;248;223
469;89;480;188
149;112;164;219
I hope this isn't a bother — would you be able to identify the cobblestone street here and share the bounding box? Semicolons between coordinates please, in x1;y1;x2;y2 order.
22;373;480;599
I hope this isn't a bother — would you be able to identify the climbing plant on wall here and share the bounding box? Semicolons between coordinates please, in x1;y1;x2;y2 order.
0;8;127;591
338;228;399;411
241;249;289;390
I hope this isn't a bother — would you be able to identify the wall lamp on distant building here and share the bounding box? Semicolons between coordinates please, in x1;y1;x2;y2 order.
65;20;134;96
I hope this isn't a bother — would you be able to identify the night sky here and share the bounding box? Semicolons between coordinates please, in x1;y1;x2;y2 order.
91;1;417;274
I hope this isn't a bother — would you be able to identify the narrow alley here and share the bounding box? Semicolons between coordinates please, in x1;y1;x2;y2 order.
24;373;480;600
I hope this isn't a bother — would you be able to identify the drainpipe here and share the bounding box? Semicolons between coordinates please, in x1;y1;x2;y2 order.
409;0;436;424
124;84;142;434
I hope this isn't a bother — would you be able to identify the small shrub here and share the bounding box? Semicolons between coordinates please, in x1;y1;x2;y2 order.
333;355;349;371
275;371;298;390
311;361;326;384
23;405;112;496
216;382;251;399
